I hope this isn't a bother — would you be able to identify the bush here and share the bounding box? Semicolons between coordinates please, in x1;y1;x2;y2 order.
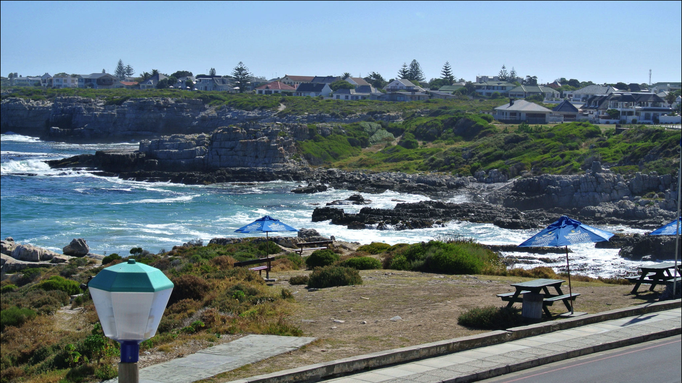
457;306;524;330
307;266;362;288
288;275;309;285
1;284;18;293
305;249;339;269
168;274;211;305
1;306;37;330
36;276;82;295
340;257;382;270
388;241;493;274
357;242;392;254
101;253;122;265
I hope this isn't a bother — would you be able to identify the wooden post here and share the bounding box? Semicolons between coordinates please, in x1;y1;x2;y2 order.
118;362;138;383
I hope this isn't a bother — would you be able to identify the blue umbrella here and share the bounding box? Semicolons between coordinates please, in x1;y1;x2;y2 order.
235;216;298;253
649;217;681;296
649;217;681;236
519;215;614;313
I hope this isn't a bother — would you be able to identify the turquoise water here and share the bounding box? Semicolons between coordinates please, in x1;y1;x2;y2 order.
0;133;647;277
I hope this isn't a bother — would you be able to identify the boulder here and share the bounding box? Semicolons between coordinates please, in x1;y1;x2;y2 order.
1;237;17;255
11;244;59;262
63;238;89;257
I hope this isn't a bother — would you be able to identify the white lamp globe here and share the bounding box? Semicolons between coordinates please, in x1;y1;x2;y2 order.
88;259;174;361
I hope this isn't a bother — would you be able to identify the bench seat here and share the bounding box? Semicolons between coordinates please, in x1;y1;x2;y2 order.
496;290;530;299
543;293;580;304
249;265;269;271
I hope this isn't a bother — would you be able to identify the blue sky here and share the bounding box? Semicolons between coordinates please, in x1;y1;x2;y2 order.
1;1;680;85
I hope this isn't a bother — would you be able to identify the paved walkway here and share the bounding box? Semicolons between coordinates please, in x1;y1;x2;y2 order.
104;334;316;383
321;308;681;383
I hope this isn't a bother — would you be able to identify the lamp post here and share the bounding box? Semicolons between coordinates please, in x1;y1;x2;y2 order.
88;259;174;383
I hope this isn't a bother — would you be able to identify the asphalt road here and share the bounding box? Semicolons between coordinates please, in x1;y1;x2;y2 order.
480;335;681;383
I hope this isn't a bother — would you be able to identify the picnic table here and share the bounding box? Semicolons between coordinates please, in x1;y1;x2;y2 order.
297;240;333;255
497;278;580;318
627;262;682;294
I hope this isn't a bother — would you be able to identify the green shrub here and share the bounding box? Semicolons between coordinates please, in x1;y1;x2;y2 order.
457;306;524;330
305;249;340;269
357;242;392;254
388;240;495;274
340;257;382;270
288;275;309;285
16;267;43;286
36;275;82;295
307;266;362;288
101;253;122;265
388;254;412;270
1;284;18;293
1;306;37;330
168;274;210;305
423;247;484;274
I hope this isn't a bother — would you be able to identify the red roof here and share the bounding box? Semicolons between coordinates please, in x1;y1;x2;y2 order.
121;81;138;86
256;81;296;91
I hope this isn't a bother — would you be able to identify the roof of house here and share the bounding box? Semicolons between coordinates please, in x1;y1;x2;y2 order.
508;85;558;94
552;100;580;113
355;85;377;94
474;81;515;87
283;75;314;82
348;77;370;86
256;81;296;91
120;81;138;86
573;84;617;95
296;83;328;92
494;99;552;113
311;76;341;84
438;85;464;92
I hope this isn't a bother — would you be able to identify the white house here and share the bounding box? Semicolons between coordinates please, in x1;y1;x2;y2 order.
507;85;560;101
333;85;380;101
494;99;552;124
194;76;233;92
294;83;332;97
279;75;314;87
473;81;515;97
255;81;296;95
52;73;79;88
385;79;424;92
563;85;616;103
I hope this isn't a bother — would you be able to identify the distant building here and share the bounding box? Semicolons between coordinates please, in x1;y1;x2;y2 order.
78;73;118;89
255;81;296;95
279;75;314;87
52;73;79;88
494;99;552;124
294;83;332;97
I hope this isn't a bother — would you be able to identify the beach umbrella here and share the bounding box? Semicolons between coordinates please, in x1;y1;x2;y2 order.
235;215;298;255
518;215;614;313
649;216;681;296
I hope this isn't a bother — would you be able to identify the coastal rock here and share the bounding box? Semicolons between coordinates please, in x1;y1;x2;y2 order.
11;244;59;262
617;235;678;261
1;238;17;256
292;183;328;194
63;238;90;257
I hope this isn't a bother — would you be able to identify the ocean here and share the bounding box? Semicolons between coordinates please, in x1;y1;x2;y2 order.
1;133;652;278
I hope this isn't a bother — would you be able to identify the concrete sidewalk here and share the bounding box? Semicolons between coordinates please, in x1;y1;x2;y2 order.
228;300;681;383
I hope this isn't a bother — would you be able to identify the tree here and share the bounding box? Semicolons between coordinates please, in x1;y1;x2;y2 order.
498;65;509;81
463;81;476;95
342;72;351;80
606;109;620;120
167;76;177;87
115;59;126;79
139;72;151;82
171;70;193;79
156;78;169;89
102;69;106;74
209;68;217;77
397;63;410;79
524;75;538;85
615;82;629;91
509;67;517;82
408;59;425;82
428;78;450;90
185;78;195;90
232;62;251;93
567;79;580;88
152;69;159;76
124;64;134;78
364;72;387;89
330;80;355;91
440;61;454;85
664;91;677;106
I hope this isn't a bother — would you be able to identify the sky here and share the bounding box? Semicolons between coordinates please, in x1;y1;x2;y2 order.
1;1;680;85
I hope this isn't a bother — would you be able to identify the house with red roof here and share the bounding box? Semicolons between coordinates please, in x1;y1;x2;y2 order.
279;75;314;87
255;81;296;95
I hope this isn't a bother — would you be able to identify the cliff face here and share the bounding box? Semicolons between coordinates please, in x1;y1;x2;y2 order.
1;96;402;142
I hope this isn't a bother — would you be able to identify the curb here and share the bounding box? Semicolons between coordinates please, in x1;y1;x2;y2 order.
230;299;681;383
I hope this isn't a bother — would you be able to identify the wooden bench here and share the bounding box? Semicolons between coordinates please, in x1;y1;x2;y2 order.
496;291;530;302
233;257;275;280
297;240;333;255
543;293;580;305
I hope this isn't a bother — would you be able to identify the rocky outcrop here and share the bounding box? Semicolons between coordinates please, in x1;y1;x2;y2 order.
486;163;678;217
1;96;404;142
11;243;59;262
312;201;551;230
615;234;679;261
63;238;90;257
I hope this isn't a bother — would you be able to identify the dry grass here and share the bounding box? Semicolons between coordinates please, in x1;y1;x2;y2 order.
197;269;659;382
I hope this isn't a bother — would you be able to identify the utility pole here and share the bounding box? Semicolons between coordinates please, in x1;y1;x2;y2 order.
649;69;652;86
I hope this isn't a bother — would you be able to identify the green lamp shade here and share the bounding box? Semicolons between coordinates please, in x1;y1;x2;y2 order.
89;259;174;341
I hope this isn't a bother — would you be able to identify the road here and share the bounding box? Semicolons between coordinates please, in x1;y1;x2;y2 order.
480;335;681;383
